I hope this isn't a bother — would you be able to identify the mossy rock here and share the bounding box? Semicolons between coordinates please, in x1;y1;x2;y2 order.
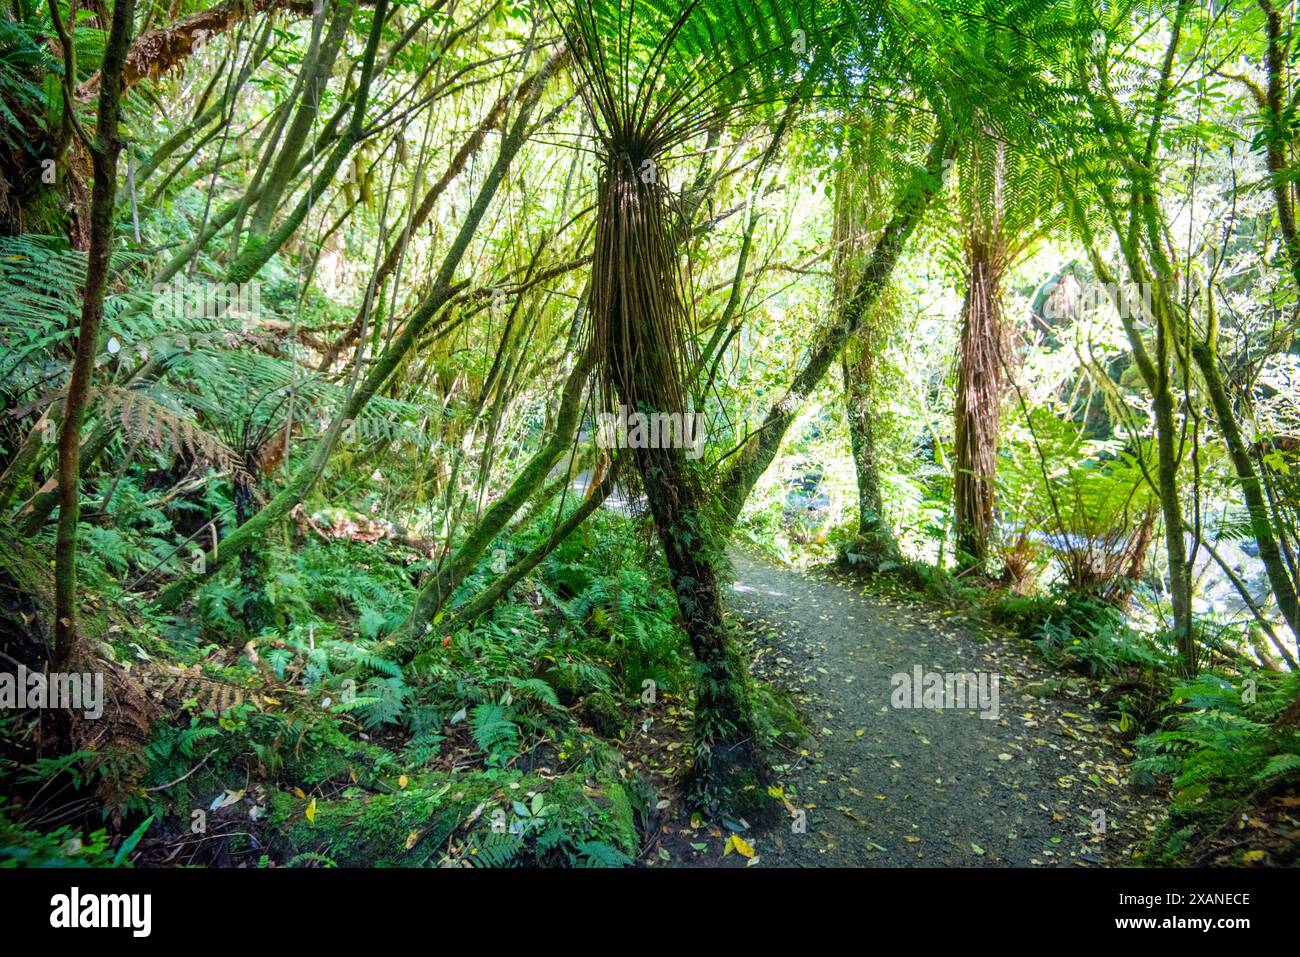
266;765;638;867
267;776;499;866
752;681;808;745
1020;677;1063;699
580;691;628;737
277;727;390;789
542;771;637;861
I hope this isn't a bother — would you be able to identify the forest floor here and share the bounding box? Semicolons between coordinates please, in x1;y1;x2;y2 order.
645;546;1165;867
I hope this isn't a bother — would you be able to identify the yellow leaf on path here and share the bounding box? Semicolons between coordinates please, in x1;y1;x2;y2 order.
292;787;306;799
1243;850;1266;863
398;775;409;789
306;798;317;823
904;835;921;843
405;830;422;850
726;834;755;858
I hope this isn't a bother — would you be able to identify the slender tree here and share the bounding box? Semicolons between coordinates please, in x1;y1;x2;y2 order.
52;0;137;670
832;135;903;567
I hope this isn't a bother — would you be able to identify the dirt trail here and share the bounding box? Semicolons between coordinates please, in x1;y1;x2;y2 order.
655;547;1159;867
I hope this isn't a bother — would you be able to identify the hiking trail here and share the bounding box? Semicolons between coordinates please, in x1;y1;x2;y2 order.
652;547;1160;867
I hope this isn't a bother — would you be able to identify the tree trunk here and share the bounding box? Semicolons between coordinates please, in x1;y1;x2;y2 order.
592;154;762;814
441;457;625;630
1152;363;1195;675
53;0;136;670
715;129;949;531
1192;338;1299;641
636;440;761;809
841;341;899;568
390;349;594;648
1257;0;1300;294
953;240;1005;570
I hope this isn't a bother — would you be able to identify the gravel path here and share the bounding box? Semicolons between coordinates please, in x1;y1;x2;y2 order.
653;547;1160;868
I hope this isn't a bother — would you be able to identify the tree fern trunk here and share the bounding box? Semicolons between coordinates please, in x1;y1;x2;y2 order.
592;155;763;814
953;240;1005;571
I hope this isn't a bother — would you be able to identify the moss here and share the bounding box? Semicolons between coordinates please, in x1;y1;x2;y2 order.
544;769;638;858
278;729;390;788
752;681;808;745
267;775;499;866
580;690;628;737
0;536;116;649
21;188;69;236
598;781;637;854
267;764;641;866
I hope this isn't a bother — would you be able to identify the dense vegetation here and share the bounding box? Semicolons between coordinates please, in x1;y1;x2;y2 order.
0;0;1298;868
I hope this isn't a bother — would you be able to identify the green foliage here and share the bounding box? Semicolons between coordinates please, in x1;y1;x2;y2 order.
0;798;120;868
3;0;1297;871
0;17;55;154
1135;672;1300;863
991;590;1167;677
470;703;520;761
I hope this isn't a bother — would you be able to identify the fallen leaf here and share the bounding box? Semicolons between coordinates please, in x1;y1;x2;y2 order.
725;834;756;858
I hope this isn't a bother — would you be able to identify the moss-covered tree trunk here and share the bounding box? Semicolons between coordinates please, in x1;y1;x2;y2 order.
1192;334;1299;642
634;438;760;809
444;457;624;629
53;0;136;670
715;130;949;531
1257;0;1300;295
390;349;594;648
841;340;899;568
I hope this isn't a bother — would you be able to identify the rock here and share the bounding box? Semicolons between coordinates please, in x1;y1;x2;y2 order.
581;691;628;737
1022;678;1062;698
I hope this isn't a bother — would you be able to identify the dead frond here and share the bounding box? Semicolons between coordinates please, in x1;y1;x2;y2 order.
100;386;252;487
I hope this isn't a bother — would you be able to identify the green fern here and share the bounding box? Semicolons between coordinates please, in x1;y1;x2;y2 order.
470;703;520;757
